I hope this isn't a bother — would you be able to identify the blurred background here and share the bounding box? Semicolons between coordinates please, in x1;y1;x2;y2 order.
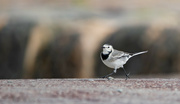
0;0;180;79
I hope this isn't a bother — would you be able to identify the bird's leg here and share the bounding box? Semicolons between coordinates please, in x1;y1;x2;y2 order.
102;72;114;78
102;69;117;78
122;67;130;80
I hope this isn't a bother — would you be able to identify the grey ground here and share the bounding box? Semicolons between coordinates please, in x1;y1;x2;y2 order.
0;78;180;104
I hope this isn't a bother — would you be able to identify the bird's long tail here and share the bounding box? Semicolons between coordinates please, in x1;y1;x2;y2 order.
130;51;148;57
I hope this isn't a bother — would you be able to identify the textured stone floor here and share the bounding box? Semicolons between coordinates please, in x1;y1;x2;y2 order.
0;78;180;104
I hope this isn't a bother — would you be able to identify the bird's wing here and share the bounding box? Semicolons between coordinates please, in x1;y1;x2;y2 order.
111;50;129;59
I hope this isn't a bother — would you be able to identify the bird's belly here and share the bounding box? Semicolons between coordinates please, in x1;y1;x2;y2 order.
103;59;127;69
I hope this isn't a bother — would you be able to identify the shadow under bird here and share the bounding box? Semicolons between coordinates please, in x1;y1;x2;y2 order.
100;44;148;80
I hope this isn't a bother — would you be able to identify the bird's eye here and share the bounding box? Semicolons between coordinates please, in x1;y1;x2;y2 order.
108;46;109;48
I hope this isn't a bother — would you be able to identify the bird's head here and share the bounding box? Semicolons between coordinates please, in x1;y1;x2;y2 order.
102;44;113;54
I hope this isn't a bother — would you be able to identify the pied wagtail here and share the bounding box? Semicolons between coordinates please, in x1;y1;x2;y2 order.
100;44;148;80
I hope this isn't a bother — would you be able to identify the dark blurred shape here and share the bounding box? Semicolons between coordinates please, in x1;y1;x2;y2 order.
0;18;82;79
49;33;82;78
23;24;82;78
0;19;35;79
142;28;180;74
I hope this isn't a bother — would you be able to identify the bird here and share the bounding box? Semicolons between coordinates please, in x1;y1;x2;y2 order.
100;44;148;80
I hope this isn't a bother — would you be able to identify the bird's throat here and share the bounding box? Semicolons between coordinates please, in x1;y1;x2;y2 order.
101;50;112;60
101;53;109;60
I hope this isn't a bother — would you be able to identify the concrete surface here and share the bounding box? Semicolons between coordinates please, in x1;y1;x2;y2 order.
0;78;180;104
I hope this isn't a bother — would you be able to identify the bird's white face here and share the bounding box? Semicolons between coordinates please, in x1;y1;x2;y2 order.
102;44;113;54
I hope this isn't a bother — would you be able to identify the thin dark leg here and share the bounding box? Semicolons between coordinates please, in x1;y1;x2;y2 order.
102;71;115;78
122;67;130;80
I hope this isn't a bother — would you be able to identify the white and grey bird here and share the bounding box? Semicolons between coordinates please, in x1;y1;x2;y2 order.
100;44;148;80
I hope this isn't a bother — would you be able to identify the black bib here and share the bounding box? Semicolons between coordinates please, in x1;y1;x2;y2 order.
101;53;109;60
101;50;112;60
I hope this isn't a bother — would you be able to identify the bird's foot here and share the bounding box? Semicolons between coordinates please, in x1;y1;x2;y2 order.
101;72;115;79
101;76;114;80
101;76;107;78
107;76;114;80
101;74;112;79
125;73;130;80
